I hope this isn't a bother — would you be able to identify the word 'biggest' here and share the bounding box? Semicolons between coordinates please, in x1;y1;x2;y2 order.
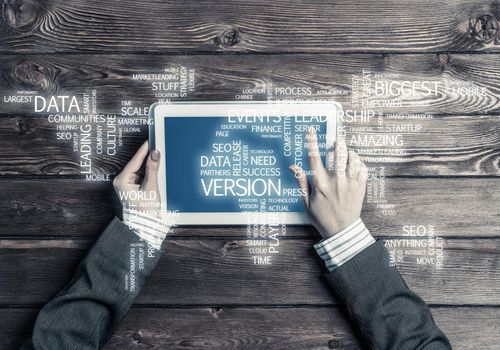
374;81;440;97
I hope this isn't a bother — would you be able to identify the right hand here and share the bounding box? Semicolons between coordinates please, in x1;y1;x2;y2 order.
289;127;368;239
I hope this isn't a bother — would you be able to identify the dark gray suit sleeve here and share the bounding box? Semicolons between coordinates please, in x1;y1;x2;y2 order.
324;240;452;350
21;217;163;350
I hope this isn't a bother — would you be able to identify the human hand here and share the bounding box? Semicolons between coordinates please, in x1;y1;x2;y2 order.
289;127;368;239
113;141;161;217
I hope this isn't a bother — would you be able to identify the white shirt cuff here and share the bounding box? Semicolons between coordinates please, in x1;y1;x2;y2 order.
314;218;375;272
122;208;169;251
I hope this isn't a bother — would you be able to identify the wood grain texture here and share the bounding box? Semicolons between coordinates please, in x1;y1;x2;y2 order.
1;54;500;115
0;238;498;305
2;177;499;238
2;307;498;350
0;116;146;176
0;115;498;177
0;0;498;53
0;178;498;238
0;1;498;348
0;179;119;237
106;307;500;350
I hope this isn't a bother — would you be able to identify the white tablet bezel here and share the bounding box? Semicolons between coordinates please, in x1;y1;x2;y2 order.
149;101;342;225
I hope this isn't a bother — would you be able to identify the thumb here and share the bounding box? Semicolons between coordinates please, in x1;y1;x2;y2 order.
142;149;160;192
288;164;310;209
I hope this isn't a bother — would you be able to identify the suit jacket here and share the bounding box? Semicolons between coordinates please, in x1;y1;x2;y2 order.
22;219;451;349
21;218;162;350
324;240;452;349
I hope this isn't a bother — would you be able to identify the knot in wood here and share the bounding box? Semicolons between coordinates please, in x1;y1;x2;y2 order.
221;29;241;47
209;307;223;318
17;119;32;135
12;62;52;92
470;14;498;43
438;53;449;66
224;240;244;251
132;332;142;343
328;340;339;349
3;0;42;30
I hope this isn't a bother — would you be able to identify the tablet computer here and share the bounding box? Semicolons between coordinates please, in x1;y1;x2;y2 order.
149;101;342;225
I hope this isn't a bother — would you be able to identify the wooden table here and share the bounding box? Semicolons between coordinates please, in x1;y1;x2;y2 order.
0;1;499;349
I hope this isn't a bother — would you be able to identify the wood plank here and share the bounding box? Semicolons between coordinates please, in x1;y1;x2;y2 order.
0;178;497;237
106;307;500;350
2;54;500;115
0;179;119;237
0;306;498;350
90;307;500;350
0;115;498;177
0;0;497;53
0;116;146;176
0;238;498;305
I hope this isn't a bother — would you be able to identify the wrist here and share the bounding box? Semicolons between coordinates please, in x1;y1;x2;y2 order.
319;218;361;239
122;207;169;251
314;218;375;272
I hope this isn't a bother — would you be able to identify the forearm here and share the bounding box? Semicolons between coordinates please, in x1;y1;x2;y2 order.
21;218;163;350
315;221;451;350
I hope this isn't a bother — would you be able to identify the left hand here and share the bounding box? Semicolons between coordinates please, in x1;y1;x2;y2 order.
113;141;161;216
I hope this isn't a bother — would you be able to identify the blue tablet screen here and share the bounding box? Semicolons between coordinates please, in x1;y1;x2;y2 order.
164;116;328;213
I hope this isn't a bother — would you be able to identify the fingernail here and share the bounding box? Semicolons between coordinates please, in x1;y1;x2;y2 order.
151;149;160;161
290;164;301;174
